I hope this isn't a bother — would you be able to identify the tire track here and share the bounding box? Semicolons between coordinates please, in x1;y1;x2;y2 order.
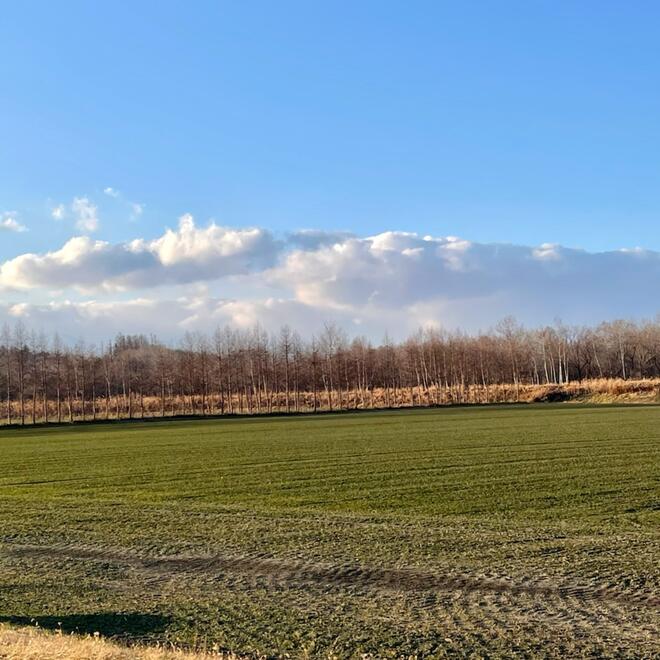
6;542;659;610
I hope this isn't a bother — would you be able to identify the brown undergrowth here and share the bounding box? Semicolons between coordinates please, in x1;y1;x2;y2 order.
2;378;660;426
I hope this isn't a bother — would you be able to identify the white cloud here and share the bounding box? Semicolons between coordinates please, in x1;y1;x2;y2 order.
532;242;562;261
0;212;27;233
72;196;100;233
136;213;274;268
51;204;66;221
0;214;279;292
272;232;483;309
103;187;119;198
270;232;660;328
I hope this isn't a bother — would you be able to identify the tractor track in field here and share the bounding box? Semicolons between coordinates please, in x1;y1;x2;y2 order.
6;542;660;612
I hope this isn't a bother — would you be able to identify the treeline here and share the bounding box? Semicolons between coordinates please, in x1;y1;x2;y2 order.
1;317;659;425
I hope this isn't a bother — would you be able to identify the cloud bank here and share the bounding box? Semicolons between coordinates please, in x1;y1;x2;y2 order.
1;217;659;340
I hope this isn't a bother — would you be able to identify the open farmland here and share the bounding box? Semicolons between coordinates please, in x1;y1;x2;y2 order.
0;405;658;658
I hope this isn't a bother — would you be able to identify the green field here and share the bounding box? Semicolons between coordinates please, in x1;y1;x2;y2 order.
0;405;658;658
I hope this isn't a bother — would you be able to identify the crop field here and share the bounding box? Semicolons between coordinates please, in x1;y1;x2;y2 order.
0;405;658;658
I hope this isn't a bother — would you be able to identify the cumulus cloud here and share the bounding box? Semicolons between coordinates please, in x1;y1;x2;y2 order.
0;212;27;233
0;214;279;292
2;226;660;338
72;196;99;232
270;231;660;328
273;232;488;308
103;187;119;198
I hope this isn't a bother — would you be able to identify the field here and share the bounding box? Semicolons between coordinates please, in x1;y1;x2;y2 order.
0;405;658;658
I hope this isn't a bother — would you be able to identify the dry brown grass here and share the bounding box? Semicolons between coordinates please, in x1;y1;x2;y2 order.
3;377;660;426
0;624;243;660
521;377;660;403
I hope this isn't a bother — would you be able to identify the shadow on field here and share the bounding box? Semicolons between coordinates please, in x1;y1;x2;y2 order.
4;400;658;432
0;612;171;638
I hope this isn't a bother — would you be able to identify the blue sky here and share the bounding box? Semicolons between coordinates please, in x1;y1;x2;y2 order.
2;2;660;340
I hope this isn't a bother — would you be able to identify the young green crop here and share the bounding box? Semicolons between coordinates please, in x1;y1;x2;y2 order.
0;405;658;658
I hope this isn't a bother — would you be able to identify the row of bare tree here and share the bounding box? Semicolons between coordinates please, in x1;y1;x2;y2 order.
1;317;658;425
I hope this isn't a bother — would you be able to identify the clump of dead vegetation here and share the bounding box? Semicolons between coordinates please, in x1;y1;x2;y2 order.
523;378;660;404
0;624;245;660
